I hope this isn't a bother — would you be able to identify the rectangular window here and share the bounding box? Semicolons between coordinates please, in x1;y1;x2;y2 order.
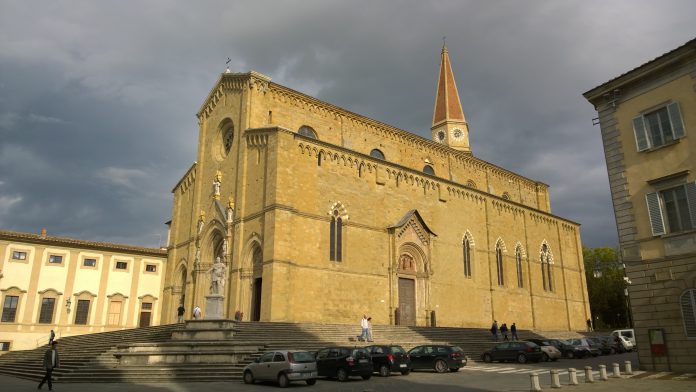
141;302;152;310
646;182;696;236
633;102;686;151
74;299;90;325
115;261;128;270
1;296;19;323
48;255;63;264
0;342;10;351
107;301;122;325
12;251;27;260
38;298;56;324
145;264;157;272
83;258;97;267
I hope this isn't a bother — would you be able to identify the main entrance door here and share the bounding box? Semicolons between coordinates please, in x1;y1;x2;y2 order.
251;278;262;321
398;278;416;326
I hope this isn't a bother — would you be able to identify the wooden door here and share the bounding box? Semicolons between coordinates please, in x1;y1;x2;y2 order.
398;278;416;326
139;311;151;327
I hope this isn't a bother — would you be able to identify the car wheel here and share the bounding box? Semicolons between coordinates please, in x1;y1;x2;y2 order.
400;370;410;376
306;379;316;385
337;368;348;382
362;374;372;380
566;351;574;359
542;353;549;362
610;348;616;355
483;354;492;363
449;368;460;372
434;359;448;373
379;364;390;377
517;354;528;364
278;373;289;388
243;371;254;384
552;357;559;362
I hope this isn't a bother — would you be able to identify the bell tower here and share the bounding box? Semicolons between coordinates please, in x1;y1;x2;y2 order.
431;45;470;153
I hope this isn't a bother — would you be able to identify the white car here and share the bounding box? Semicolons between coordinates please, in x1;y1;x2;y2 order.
617;335;634;352
243;350;318;387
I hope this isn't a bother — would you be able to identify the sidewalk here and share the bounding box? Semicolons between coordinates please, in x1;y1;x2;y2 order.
558;377;695;392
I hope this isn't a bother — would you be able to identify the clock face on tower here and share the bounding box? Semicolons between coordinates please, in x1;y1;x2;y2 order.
437;130;446;143
452;128;463;141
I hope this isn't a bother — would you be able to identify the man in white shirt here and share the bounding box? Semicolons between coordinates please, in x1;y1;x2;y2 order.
359;315;369;341
38;340;59;390
193;305;202;320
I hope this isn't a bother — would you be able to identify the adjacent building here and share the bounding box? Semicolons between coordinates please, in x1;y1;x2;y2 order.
584;38;696;371
0;229;167;352
163;46;591;330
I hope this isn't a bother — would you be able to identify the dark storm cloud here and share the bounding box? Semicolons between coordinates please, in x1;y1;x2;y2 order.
1;0;695;247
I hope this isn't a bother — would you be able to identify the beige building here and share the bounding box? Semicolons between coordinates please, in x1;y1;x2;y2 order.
163;46;591;331
584;38;696;371
0;229;167;352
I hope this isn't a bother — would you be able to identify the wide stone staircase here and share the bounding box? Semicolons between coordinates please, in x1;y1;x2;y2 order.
0;321;585;383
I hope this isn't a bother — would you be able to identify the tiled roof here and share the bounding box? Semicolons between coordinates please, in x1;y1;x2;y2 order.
0;229;167;257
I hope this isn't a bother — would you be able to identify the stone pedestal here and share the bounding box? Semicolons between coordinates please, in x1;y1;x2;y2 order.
205;295;224;320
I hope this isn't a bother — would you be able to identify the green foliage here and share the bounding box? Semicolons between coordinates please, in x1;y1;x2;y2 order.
583;247;631;330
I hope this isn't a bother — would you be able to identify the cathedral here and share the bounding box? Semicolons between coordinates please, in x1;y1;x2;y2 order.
162;46;591;330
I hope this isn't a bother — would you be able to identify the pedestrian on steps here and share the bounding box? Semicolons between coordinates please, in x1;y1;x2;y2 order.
490;320;499;341
511;322;518;341
38;340;59;390
367;317;374;342
177;303;185;323
500;323;509;341
48;329;55;345
193;305;202;320
358;315;369;341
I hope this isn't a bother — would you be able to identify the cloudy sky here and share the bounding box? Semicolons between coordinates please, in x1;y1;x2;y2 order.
1;1;694;249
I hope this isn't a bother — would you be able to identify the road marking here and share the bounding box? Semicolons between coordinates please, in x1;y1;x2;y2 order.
643;372;672;379
499;369;531;374
672;373;695;380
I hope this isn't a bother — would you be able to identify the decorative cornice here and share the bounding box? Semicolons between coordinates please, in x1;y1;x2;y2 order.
0;230;167;258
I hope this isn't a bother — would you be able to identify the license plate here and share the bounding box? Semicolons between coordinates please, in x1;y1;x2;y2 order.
301;372;316;378
399;364;407;368
359;359;368;363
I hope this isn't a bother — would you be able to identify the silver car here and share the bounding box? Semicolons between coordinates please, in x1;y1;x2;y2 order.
243;350;318;387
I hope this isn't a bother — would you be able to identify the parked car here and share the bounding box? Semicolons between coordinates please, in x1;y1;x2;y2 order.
616;335;634;352
365;345;411;376
565;338;601;357
592;336;618;355
315;347;372;382
407;344;467;373
612;329;636;348
541;339;591;359
523;340;561;361
243;350;318;387
482;342;544;364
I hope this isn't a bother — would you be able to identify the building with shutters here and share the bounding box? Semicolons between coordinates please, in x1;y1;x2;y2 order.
584;38;696;371
162;45;590;331
0;229;166;351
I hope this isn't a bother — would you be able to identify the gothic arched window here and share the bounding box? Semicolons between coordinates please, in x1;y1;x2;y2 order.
496;242;504;286
329;210;343;261
541;244;553;291
515;246;524;288
463;237;472;277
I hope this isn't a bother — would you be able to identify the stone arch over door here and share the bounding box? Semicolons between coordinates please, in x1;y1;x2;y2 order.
238;234;263;322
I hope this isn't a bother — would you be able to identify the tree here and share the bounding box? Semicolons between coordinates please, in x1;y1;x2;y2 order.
583;247;630;330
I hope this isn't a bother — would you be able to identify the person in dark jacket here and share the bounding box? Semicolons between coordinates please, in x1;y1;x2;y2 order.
490;320;499;341
38;340;59;390
500;323;509;341
177;304;185;323
48;329;55;344
510;322;518;341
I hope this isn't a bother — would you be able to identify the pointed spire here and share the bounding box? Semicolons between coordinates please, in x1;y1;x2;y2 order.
432;44;466;127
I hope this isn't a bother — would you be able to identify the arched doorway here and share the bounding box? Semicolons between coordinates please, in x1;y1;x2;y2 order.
250;245;263;321
176;264;187;310
397;252;418;326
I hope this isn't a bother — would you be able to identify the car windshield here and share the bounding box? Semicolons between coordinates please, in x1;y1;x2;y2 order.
290;351;315;363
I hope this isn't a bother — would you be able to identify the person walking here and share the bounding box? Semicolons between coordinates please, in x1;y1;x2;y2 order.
177;303;185;323
586;318;593;332
367;317;374;342
500;323;509;341
510;322;518;341
490;320;499;341
358;315;369;342
38;340;59;390
48;329;55;345
193;305;202;320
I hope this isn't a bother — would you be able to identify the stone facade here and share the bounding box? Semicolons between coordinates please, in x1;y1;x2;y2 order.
0;229;167;351
163;49;590;332
584;38;696;371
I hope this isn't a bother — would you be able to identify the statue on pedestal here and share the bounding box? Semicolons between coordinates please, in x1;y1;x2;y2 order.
207;256;227;295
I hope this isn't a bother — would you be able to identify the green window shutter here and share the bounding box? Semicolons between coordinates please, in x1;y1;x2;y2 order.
645;192;665;236
667;102;686;139
633;116;650;151
685;182;696;228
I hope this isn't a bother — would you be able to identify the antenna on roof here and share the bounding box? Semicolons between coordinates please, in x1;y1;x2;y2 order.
225;57;231;73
